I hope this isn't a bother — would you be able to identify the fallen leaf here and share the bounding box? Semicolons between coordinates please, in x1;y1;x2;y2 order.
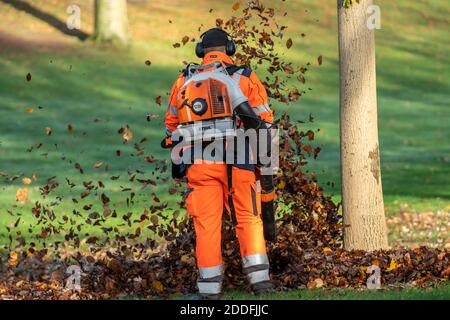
152;280;164;293
8;252;19;266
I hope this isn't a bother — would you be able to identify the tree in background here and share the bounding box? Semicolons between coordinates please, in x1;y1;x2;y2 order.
94;0;129;46
337;0;388;250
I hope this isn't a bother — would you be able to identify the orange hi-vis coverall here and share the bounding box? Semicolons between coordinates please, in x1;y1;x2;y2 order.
164;51;274;296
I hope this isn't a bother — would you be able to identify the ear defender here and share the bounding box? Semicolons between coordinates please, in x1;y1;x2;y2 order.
225;39;236;56
195;28;236;58
195;41;205;58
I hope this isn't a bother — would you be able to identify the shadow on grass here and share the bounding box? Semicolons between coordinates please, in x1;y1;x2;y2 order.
0;0;89;41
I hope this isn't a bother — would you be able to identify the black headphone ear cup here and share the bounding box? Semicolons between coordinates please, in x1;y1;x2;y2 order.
195;42;205;58
226;40;236;56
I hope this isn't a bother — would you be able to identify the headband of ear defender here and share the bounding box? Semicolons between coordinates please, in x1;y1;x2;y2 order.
195;28;236;58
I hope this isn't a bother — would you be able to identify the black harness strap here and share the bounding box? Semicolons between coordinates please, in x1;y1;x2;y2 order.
227;164;238;226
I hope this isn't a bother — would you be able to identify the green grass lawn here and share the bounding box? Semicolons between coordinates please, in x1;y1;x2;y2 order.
222;284;450;300
163;282;450;300
0;0;449;249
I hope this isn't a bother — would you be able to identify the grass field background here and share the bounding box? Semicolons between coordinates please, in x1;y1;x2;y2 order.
0;1;449;252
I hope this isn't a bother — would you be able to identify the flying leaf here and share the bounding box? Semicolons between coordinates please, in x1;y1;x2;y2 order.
16;188;29;201
155;96;162;106
94;162;103;169
122;127;133;143
286;38;293;49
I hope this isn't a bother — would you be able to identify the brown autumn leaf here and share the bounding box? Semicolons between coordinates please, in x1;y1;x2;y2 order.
232;2;240;11
313;147;321;159
172;43;181;48
122;127;133;142
152;280;164;293
303;145;312;154
74;162;84;174
16;188;29;201
314;278;324;288
318;55;323;66
8;252;19;266
94;162;103;169
155;96;162;106
26;108;33;113
307;130;315;141
103;205;111;218
286;38;293;49
181;36;189;45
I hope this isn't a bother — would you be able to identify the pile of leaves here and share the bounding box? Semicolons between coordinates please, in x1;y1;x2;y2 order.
0;0;448;299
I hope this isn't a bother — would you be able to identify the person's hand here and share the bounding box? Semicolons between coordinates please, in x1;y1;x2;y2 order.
161;136;173;149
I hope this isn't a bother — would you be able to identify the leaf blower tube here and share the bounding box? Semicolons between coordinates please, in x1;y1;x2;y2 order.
234;101;277;242
184;71;277;241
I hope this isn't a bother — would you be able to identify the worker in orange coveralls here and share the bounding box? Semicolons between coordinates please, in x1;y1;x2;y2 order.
162;28;275;299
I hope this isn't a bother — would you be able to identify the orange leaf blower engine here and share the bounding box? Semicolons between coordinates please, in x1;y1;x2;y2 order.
175;62;237;142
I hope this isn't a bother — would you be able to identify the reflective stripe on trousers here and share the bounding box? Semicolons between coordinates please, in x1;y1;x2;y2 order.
242;253;270;285
197;264;223;295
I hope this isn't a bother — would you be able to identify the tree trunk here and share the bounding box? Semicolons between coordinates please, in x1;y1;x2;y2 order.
94;0;129;46
337;0;388;250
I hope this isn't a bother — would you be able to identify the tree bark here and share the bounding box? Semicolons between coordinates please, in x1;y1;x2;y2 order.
337;0;388;250
94;0;129;46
